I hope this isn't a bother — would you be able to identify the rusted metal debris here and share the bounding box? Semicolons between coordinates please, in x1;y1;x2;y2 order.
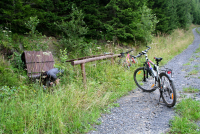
21;51;54;78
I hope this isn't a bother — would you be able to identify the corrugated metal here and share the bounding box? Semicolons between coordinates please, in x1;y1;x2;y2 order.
22;51;54;78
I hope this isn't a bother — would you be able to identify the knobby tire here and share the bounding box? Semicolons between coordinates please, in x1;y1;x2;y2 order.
159;72;176;107
134;67;156;92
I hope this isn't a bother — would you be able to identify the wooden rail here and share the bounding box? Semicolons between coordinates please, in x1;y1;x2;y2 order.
68;54;121;87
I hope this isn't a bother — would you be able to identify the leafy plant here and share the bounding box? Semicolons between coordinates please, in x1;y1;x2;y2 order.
55;6;89;56
0;86;18;101
0;55;20;87
25;16;39;37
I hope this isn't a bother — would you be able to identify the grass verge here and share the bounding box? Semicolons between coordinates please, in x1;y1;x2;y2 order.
169;98;200;133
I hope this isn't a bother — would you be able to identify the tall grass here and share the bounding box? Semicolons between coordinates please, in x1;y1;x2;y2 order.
0;25;197;133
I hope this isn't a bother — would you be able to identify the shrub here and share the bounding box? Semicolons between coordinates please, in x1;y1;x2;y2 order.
0;55;20;87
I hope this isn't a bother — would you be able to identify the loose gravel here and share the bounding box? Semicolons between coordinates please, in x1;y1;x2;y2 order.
88;28;200;134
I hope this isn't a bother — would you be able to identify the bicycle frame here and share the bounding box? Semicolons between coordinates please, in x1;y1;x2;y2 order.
143;52;161;89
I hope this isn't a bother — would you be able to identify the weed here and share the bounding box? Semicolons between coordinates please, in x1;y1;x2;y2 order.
183;62;191;66
188;69;199;75
195;55;200;58
194;65;199;68
183;86;199;93
195;45;200;53
189;58;195;61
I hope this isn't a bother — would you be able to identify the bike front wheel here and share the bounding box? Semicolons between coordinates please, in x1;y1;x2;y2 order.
134;67;157;92
160;72;176;107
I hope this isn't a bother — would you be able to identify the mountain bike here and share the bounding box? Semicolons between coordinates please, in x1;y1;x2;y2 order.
118;49;137;69
133;46;176;107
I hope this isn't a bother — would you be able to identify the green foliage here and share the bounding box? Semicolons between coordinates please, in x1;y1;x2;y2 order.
59;48;68;63
0;0;37;33
170;98;200;133
0;86;19;101
104;0;157;43
1;0;200;44
55;6;89;56
191;0;200;24
148;0;194;33
25;16;40;37
170;116;199;134
0;27;12;50
0;55;21;87
21;16;49;51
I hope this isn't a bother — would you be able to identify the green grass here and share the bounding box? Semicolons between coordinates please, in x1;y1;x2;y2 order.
195;55;200;58
194;65;200;68
0;25;197;133
169;98;200;134
183;62;191;66
188;69;199;75
183;86;199;93
195;44;200;53
189;58;195;61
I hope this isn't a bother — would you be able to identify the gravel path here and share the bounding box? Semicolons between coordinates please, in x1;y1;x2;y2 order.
88;28;200;134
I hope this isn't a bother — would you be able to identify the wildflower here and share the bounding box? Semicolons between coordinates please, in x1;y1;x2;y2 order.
2;30;6;33
9;31;11;32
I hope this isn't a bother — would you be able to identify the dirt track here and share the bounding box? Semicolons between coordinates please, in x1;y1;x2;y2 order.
88;28;200;134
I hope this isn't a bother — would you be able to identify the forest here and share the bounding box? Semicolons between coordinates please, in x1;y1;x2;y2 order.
1;0;200;52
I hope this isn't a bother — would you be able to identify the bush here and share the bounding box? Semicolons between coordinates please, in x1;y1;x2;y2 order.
55;6;90;56
0;55;20;87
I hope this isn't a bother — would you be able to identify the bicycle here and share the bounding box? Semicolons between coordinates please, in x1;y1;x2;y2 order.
118;49;137;69
133;46;176;107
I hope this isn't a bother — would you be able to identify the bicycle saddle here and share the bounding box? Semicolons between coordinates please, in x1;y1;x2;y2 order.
154;57;163;62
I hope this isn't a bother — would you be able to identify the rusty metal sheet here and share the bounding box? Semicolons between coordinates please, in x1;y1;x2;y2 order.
23;51;54;78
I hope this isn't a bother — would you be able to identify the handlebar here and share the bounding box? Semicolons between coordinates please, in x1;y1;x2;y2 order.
118;46;151;58
119;49;134;57
132;46;151;58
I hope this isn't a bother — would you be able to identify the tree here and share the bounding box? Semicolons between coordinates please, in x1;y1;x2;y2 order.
104;0;157;43
0;0;37;33
55;6;88;55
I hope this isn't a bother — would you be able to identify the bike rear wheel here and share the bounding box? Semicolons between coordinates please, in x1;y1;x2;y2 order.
118;58;131;69
134;67;157;92
160;72;176;107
